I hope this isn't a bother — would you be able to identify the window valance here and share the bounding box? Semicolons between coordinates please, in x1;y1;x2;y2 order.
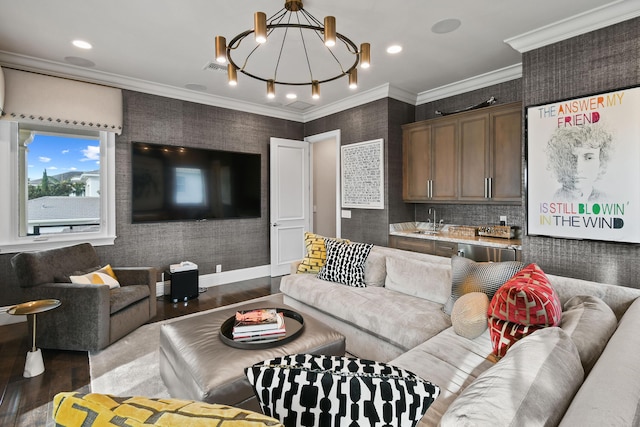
0;67;123;134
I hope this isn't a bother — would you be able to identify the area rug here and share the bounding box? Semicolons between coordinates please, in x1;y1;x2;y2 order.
89;321;170;398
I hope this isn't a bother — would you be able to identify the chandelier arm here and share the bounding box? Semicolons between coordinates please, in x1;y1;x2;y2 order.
299;8;323;27
273;24;291;81
267;8;288;23
296;19;315;81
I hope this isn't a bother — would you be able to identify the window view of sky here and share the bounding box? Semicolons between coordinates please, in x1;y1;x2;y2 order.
27;134;100;181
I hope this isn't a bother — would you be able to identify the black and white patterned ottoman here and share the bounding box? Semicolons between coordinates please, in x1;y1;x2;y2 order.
159;293;345;412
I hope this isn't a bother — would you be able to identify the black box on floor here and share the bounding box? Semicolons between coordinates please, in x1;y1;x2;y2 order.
165;269;199;303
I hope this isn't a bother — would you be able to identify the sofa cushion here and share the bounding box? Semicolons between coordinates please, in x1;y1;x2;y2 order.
246;354;439;427
440;327;584;427
53;392;283;426
297;232;348;274
390;327;495;425
317;239;373;287
279;275;452;351
451;292;489;339
559;297;640;427
443;256;524;315
70;265;121;289
385;257;451;304
488;263;562;357
560;295;617;375
110;284;150;314
363;248;386;287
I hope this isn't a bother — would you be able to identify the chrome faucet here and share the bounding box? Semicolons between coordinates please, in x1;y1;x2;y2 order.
429;208;436;231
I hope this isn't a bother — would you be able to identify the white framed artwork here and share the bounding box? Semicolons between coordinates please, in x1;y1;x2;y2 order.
341;139;384;209
526;85;640;243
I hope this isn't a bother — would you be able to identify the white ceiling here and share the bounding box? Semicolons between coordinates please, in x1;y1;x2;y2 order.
1;0;639;122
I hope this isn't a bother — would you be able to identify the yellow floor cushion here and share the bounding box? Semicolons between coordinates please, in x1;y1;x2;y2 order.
53;392;283;427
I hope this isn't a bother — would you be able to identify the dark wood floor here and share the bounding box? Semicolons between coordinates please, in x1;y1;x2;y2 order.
0;277;279;427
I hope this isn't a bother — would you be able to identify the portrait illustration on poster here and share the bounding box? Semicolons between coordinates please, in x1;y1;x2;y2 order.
526;86;640;243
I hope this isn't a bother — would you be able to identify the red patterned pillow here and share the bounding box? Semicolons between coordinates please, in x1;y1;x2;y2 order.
487;263;561;357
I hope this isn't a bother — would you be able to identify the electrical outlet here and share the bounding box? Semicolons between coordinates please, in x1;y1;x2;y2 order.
216;264;222;273
499;215;507;226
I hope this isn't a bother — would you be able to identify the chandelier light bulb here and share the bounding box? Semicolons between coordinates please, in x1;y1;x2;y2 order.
360;43;370;69
215;36;227;63
349;69;358;89
324;16;336;47
227;64;237;86
312;80;320;99
267;80;276;98
255;12;267;44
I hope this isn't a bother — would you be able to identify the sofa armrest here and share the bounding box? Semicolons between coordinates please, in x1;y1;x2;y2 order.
290;260;302;275
22;282;111;351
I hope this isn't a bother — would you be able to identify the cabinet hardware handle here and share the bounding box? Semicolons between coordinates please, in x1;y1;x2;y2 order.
488;177;493;199
484;178;488;199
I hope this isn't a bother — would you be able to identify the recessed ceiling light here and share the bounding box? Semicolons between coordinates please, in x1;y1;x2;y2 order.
286;93;297;99
431;18;462;34
72;40;92;49
386;45;402;54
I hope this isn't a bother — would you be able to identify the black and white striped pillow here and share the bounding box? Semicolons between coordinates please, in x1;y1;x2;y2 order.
246;354;439;427
316;239;373;287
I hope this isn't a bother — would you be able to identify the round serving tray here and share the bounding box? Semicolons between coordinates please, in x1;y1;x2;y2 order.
219;308;304;349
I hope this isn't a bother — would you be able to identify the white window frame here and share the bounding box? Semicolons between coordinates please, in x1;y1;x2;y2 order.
0;121;116;252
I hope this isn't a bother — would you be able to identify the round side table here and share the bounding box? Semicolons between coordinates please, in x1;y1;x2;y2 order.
7;299;61;378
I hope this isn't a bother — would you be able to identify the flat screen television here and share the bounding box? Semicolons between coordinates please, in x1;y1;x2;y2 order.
131;142;261;222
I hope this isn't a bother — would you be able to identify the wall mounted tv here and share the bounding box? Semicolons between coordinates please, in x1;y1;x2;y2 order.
131;142;261;223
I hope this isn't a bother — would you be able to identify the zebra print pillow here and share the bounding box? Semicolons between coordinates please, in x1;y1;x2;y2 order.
245;354;439;427
316;240;373;287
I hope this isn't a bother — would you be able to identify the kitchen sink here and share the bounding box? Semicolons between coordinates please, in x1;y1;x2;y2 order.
413;230;439;235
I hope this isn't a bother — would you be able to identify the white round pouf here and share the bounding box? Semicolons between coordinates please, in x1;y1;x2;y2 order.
451;292;490;339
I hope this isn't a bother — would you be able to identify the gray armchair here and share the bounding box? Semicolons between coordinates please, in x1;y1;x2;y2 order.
11;243;157;351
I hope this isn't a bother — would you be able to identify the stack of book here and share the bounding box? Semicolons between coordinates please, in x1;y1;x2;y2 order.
232;308;286;342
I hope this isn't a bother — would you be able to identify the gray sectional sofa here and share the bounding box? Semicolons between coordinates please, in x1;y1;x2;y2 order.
280;244;640;426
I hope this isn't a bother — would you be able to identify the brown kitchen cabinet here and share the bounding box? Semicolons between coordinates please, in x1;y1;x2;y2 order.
389;235;458;258
389;235;436;254
403;102;522;204
402;118;457;201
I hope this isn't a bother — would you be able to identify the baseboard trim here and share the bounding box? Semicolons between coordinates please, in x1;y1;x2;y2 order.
155;265;271;297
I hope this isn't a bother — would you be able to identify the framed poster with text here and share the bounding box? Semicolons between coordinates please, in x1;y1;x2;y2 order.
341;139;384;209
526;86;640;243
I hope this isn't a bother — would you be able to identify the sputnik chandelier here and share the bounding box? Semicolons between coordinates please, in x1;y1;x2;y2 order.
214;0;370;100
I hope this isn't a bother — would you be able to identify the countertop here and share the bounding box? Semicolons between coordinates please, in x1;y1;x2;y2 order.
389;222;522;250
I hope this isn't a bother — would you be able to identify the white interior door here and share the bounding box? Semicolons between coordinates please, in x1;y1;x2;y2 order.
270;138;310;276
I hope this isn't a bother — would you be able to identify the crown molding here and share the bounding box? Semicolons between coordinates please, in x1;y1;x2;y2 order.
0;51;305;122
416;63;523;105
505;0;640;53
302;84;417;122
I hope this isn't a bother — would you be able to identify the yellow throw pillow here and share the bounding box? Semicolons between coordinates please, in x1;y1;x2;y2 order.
296;232;349;274
53;392;284;426
70;265;120;289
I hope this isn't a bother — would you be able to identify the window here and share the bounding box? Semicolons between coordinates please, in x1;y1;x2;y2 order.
0;122;116;252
